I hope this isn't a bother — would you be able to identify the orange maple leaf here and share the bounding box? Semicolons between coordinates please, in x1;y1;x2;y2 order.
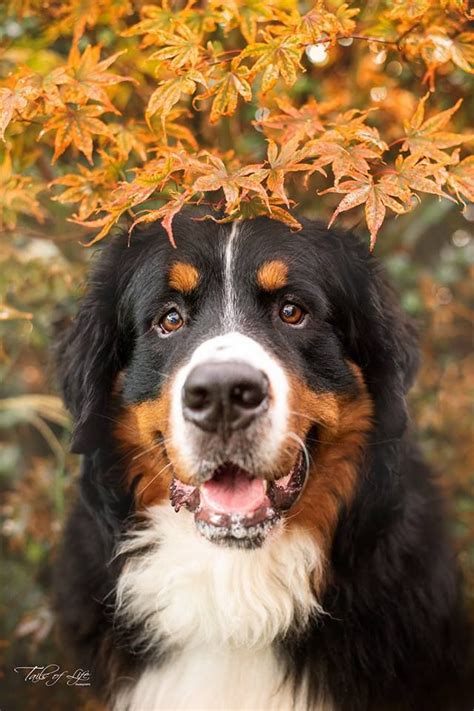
40;104;110;164
198;67;252;124
193;154;268;211
48;46;135;114
402;93;474;161
265;138;316;205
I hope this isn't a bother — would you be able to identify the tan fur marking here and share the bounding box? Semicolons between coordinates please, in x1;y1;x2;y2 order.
169;261;200;293
285;365;373;559
256;260;289;291
115;387;173;508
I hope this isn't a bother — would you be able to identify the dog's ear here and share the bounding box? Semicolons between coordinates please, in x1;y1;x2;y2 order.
345;258;420;438
323;231;420;439
357;263;420;438
55;241;133;454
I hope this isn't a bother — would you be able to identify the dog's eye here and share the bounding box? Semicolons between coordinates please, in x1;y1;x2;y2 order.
158;309;184;334
279;303;306;326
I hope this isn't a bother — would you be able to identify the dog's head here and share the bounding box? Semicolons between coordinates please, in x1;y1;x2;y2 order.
57;211;418;550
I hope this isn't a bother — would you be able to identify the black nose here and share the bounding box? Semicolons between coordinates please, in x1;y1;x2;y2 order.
182;362;269;434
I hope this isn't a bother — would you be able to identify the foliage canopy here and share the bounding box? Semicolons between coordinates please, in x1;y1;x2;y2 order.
1;0;473;247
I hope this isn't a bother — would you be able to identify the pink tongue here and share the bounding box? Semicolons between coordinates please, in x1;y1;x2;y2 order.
200;467;267;515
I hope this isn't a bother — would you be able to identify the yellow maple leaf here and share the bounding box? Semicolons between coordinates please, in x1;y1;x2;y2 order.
234;33;303;93
149;26;203;69
146;71;206;127
447;154;474;204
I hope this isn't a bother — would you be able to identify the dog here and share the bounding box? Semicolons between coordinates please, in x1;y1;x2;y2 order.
54;210;470;711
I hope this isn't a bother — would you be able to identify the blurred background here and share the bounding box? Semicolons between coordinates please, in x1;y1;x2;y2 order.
1;2;473;709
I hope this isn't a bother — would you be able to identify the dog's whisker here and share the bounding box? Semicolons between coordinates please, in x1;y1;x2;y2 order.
137;461;174;495
131;441;168;461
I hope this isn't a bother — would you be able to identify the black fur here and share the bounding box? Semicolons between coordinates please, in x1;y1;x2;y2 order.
54;211;472;710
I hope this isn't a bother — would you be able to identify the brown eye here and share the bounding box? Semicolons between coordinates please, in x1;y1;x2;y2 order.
158;309;184;334
279;302;306;326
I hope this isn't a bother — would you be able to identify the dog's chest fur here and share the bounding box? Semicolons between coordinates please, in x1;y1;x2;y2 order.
114;505;331;711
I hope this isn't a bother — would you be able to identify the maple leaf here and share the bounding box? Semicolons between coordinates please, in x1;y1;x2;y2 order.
146;71;206;127
298;1;358;43
129;191;192;246
51;158;121;220
234;33;303;93
199;67;252;123
402;94;474;161
48;46;134;114
0;153;44;229
449;32;474;73
150;26;203;69
447;154;474;204
403;30;474;88
381;154;454;202
0;88;29;141
254;97;339;142
198;194;303;230
265;138;315;204
325;175;410;249
387;0;431;22
124;2;221;46
122;2;176;45
0;74;43;140
308;140;380;183
193;154;268;211
48;0;101;47
40;104;110;164
108;121;151;161
156;108;199;149
233;0;276;44
76;150;189;242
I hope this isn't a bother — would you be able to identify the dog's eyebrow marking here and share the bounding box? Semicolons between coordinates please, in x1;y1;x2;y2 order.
169;262;200;293
256;260;289;291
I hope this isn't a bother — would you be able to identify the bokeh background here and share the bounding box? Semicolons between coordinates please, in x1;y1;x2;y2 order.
1;2;473;709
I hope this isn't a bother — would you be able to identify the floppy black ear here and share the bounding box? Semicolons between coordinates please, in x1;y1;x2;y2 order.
344;257;420;438
320;225;420;440
55;242;132;454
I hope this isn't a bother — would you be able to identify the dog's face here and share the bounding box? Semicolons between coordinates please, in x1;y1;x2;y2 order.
58;213;418;551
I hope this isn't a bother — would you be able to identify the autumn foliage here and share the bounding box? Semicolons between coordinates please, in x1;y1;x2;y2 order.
1;1;473;247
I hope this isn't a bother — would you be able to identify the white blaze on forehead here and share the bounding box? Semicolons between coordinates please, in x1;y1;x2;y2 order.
170;332;290;476
223;222;239;330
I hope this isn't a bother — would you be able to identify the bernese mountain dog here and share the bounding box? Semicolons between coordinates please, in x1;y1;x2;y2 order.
54;211;471;711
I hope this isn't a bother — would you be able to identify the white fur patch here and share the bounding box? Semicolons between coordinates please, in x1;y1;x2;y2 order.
223;221;239;329
114;504;327;710
114;647;333;711
116;505;324;649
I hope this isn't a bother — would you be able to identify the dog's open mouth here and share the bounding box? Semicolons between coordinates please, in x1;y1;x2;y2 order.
169;455;307;546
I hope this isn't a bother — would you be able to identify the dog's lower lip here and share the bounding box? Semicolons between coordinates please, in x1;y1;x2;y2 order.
169;454;307;543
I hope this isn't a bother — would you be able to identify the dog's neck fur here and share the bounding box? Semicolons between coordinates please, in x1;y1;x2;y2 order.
113;504;328;709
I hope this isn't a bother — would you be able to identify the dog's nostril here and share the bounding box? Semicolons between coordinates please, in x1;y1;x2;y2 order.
231;381;266;409
182;362;268;433
184;386;210;411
